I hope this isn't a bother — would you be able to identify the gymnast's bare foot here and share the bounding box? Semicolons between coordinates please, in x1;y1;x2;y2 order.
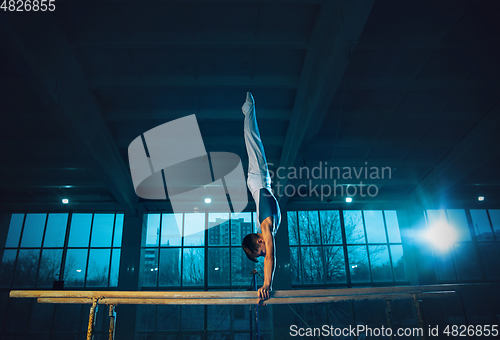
242;92;254;115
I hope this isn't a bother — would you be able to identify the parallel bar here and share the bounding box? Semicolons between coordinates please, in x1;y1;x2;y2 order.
9;284;483;300
36;292;457;306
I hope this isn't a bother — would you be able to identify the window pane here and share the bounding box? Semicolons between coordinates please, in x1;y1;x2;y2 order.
231;247;254;286
161;213;182;246
231;212;252;247
364;211;387;243
426;209;446;226
13;249;40;287
143;248;158;286
478;243;500;280
113;214;124;247
208;305;230;331
146;214;160;247
391;245;406;282
184;214;205;246
487;209;500;239
287;211;299;245
110;249;121;287
68;213;92;247
37;249;63;287
0;249;17;287
454;243;480;280
64;249;88;287
232;305;250;330
384;211;402;243
301;247;323;284
348;246;370;282
159;248;181;286
447;209;471;242
5;214;24;247
181;305;204;330
434;251;456;281
208;248;229;285
289;247;301;285
299;211;320;245
43;214;68;247
90;214;114;247
252;212;258;233
323;246;346;283
320;211;342;244
183;248;204;286
208;213;229;246
470;209;493;241
344;211;365;244
157;305;180;331
20;214;46;247
87;249;110;287
369;245;393;282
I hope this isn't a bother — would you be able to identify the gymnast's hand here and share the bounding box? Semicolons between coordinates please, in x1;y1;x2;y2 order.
257;284;271;304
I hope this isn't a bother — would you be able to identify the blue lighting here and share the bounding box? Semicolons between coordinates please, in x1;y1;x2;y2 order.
425;220;457;251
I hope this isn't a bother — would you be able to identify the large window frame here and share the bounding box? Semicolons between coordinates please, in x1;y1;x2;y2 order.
288;209;407;288
426;208;500;283
0;212;124;289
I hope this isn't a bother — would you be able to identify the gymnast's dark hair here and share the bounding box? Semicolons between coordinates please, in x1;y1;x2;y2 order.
242;233;260;263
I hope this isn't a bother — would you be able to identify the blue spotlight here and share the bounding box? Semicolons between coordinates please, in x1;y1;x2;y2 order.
425;220;457;251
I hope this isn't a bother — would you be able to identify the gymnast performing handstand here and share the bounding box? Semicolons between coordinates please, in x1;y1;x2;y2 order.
240;92;281;304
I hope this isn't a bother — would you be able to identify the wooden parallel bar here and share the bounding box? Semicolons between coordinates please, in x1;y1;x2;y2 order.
36;291;457;306
9;283;482;300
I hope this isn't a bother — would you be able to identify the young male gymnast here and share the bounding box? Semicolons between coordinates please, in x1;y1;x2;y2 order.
240;92;281;304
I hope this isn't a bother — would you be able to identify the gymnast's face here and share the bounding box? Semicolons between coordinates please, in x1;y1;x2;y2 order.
253;238;266;258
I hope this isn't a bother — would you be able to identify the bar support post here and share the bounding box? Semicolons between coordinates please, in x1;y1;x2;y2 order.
252;269;260;340
108;304;116;340
385;300;395;340
87;297;99;340
412;294;428;340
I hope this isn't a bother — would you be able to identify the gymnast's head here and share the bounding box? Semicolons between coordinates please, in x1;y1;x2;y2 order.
242;233;266;262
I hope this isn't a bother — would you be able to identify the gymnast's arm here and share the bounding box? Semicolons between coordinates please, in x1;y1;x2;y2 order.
258;216;276;303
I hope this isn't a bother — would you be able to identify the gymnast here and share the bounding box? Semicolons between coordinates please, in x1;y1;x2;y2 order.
241;92;281;304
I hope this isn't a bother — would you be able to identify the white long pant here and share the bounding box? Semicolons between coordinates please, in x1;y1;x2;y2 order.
243;96;281;233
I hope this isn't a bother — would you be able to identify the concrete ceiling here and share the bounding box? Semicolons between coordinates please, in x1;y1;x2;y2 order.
0;0;499;213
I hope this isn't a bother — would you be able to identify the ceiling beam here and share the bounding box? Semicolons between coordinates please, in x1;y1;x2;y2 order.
309;137;457;149
275;0;375;207
413;100;500;201
115;136;284;149
0;179;106;189
0;12;138;214
71;33;309;49
90;76;299;90
105;108;291;122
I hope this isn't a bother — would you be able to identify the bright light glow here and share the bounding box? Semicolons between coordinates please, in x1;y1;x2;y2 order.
351;265;357;269
62;198;69;204
425;220;457;251
345;197;353;203
150;269;154;272
155;268;158;271
478;196;485;201
214;267;219;271
76;269;81;273
205;198;211;204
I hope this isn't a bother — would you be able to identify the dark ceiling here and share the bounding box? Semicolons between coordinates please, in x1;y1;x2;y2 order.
0;0;499;213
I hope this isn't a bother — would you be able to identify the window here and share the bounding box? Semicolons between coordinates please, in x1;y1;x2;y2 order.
0;213;124;289
142;212;261;288
288;210;406;286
